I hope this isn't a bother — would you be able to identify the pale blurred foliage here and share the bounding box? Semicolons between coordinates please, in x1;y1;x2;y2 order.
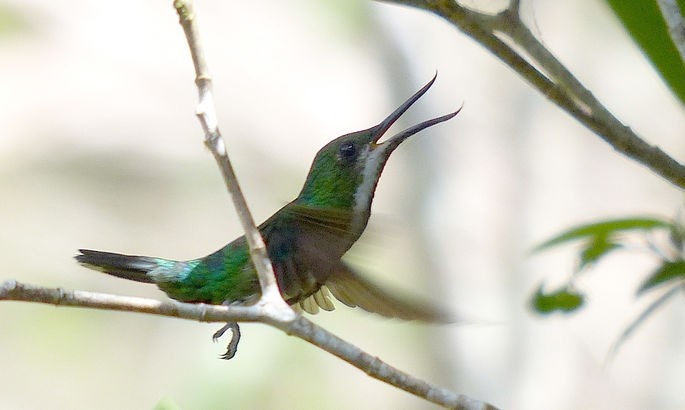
1;0;684;409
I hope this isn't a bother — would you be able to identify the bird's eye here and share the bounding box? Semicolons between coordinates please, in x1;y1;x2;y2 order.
338;141;357;162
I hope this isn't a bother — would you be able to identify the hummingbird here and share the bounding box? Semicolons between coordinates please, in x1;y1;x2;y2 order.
76;75;459;346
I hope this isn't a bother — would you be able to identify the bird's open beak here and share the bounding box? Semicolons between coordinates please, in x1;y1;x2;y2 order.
370;73;461;154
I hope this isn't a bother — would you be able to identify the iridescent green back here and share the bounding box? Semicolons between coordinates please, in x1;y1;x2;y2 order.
156;238;260;304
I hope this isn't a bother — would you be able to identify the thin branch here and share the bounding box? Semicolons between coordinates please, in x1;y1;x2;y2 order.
493;4;685;187
656;0;685;64
377;0;685;189
173;0;293;319
285;318;494;409
0;279;262;322
0;280;499;410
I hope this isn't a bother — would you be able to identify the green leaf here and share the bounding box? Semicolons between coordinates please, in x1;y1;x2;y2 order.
638;260;685;294
579;234;621;270
534;217;669;252
531;285;585;314
604;0;685;107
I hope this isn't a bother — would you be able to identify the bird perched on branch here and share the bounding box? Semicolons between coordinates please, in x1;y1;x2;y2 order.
77;74;459;357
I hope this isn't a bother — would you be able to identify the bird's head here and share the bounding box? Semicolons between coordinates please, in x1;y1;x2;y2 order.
296;74;460;223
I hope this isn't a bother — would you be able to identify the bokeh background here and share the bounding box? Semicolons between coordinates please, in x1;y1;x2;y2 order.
2;0;685;409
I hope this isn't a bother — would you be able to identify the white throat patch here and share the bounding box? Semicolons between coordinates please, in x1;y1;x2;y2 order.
352;144;391;227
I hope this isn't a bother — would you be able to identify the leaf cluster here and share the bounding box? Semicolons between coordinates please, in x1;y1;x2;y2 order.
531;217;685;315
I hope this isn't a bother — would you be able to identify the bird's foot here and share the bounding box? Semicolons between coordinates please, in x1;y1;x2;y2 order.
212;322;241;360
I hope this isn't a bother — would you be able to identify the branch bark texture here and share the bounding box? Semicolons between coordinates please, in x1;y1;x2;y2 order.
379;0;685;189
0;280;498;410
173;0;293;319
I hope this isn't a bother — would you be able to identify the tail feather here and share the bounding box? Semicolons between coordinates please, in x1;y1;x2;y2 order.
76;249;158;284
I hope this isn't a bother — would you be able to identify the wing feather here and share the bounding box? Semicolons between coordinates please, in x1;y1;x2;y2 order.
325;261;452;322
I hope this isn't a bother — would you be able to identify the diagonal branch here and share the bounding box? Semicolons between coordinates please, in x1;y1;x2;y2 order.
0;280;499;410
173;0;293;319
378;0;685;189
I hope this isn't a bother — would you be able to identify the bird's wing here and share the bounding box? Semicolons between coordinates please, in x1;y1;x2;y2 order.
291;285;336;315
280;203;354;236
324;260;453;322
260;204;354;308
266;204;451;321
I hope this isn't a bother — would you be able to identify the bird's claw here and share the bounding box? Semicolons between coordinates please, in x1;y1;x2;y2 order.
212;322;241;360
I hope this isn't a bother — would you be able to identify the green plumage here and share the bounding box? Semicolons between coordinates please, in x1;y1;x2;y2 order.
297;139;364;209
155;241;257;305
76;75;458;321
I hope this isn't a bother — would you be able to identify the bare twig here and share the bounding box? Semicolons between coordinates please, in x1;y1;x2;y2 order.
0;279;262;322
0;280;499;410
173;0;293;319
378;0;685;189
285;318;496;409
656;0;685;64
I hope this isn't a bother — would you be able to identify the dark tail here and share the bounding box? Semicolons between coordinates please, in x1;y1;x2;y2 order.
76;249;158;283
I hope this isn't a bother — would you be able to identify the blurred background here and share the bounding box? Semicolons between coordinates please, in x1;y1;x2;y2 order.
1;0;685;408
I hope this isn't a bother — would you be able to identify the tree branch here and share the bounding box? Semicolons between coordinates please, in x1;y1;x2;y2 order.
173;0;293;319
378;0;685;189
0;280;499;410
